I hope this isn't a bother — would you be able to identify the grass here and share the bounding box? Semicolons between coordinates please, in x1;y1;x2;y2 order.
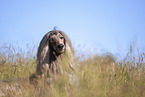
0;43;144;97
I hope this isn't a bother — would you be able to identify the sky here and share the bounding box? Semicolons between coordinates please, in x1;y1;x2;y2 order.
0;0;145;58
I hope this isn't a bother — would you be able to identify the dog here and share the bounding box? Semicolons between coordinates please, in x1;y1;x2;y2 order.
29;28;77;86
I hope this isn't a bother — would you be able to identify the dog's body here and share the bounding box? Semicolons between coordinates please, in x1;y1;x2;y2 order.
29;29;77;85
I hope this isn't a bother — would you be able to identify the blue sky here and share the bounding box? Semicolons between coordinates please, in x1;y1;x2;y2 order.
0;0;145;58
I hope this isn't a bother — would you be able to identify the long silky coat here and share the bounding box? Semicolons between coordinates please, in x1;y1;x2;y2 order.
30;30;77;85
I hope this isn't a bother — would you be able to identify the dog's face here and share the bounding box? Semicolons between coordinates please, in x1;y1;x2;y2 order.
49;32;65;54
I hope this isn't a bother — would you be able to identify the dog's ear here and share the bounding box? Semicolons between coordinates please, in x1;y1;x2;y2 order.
37;32;52;64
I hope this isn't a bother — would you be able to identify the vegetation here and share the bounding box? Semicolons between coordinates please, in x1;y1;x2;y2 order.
0;43;144;97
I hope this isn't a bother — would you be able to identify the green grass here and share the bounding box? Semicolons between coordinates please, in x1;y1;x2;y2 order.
0;43;144;97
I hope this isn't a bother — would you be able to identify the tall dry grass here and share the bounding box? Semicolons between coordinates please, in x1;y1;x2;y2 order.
0;43;144;97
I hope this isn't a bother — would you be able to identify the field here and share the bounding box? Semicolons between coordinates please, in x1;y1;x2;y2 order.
0;44;144;97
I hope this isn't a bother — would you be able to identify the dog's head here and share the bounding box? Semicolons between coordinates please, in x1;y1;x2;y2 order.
49;31;65;54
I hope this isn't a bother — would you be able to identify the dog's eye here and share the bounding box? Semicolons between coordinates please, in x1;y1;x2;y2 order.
60;37;64;39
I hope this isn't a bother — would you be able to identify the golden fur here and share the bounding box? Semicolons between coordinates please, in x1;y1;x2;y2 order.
29;29;76;85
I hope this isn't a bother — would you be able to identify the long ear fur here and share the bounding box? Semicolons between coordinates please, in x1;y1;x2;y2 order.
36;32;52;74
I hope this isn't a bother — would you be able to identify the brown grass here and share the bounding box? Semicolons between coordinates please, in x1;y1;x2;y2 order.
0;43;144;97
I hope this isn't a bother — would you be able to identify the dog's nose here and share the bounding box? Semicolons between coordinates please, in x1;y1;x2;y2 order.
58;43;64;49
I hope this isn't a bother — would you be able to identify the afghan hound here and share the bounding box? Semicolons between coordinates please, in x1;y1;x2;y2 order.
29;29;77;86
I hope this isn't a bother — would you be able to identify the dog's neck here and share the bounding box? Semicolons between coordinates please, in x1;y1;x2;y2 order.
48;48;63;75
49;47;60;63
